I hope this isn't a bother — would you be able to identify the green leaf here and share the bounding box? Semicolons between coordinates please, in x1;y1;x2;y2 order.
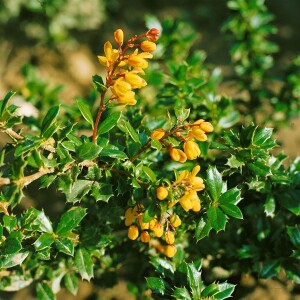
151;139;162;150
59;179;92;203
253;128;273;146
34;233;54;251
220;203;243;219
55;238;75;256
264;194;276;217
0;90;15;116
143;203;159;222
91;182;113;202
75;248;94;281
41;106;60;137
146;277;167;295
206;166;223;202
214;283;236;299
226;155;245;168
0;251;29;268
219;187;242;205
248;161;272;176
77;142;101;162
119;120;141;143
63;273;78;296
175;107;190;122
56;206;86;235
92;74;106;93
201;283;219;297
172;287;192;300
142;165;157;182
287;226;300;248
186;263;202;297
207;206;227;232
195;218;212;241
77;99;94;128
20;208;53;233
100;148;127;160
36;282;55;300
98;111;122;135
218;110;239;128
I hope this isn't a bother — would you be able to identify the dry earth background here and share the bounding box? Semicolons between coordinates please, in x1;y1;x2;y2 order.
0;0;299;299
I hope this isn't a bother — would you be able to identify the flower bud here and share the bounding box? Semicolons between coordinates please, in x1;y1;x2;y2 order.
128;225;139;240
140;231;150;243
179;194;193;212
170;214;181;227
152;223;164;238
165;245;177;258
156;186;168;200
125;208;136;226
165;231;175;245
151;128;165;140
200;121;214;133
191;128;207;142
183;141;201;160
125;72;147;89
141;40;156;52
114;29;124;46
192;198;201;212
169;148;187;163
146;28;160;41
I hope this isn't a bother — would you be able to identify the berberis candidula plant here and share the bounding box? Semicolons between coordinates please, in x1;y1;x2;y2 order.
0;24;299;300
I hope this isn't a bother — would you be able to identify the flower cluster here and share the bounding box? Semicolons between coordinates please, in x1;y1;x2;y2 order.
151;119;214;162
124;204;182;258
98;28;159;105
124;165;204;258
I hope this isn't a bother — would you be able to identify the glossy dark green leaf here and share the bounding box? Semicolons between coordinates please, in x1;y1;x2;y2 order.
34;233;54;251
55;237;74;256
142;165;157;182
219;187;242;205
195;218;212;241
206;166;223;202
41;105;60;137
143;203;158;222
77;99;94;128
151;139;162;150
248;161;272;176
77;142;101;162
220;203;243;219
201;283;219;297
172;287;192;300
3;215;17;233
92;74;106;93
98;111;121;135
91;182;113;202
0;251;29;268
63;273;78;296
253;128;273;146
186;263;202;297
226;155;245;168
146;277;167;295
214;283;236;299
223;130;240;147
63;179;93;203
36;282;55;300
100;148;127;159
207;206;227;232
61;141;76;152
264;194;276;217
0;90;15;116
119;120;140;143
287;226;300;248
56;206;86;235
75;247;94;281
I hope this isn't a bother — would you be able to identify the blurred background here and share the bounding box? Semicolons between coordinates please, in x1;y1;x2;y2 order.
0;0;299;299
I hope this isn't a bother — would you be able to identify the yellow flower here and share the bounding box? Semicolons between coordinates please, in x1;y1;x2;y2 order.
140;40;156;52
188;127;207;142
156;186;168;200
112;78;137;105
127;49;153;69
189;190;201;212
200;121;214;133
179;193;193;212
152;223;164;238
97;41;120;68
183;141;201;160
151;128;165;140
169;148;187;163
188;165;205;191
124;72;147;89
169;214;181;227
114;29;124;46
124;207;137;226
138;214;150;230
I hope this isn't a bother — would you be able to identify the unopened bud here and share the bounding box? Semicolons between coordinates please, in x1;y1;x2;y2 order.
141;40;156;52
146;28;160;41
151;128;165;140
156;186;168;200
114;29;124;46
